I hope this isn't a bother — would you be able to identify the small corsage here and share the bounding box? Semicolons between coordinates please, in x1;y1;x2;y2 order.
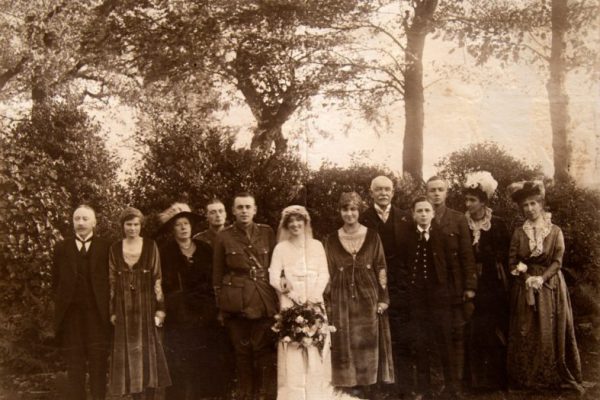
511;261;528;276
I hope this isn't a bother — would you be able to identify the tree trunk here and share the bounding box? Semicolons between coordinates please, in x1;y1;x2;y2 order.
547;0;571;183
403;1;437;182
250;122;288;153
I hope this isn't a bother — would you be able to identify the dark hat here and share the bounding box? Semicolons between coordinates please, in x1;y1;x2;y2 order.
507;180;545;204
157;203;202;233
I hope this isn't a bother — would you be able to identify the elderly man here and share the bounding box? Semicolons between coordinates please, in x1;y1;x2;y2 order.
194;198;227;247
213;193;278;400
359;175;412;395
52;205;111;400
426;176;477;398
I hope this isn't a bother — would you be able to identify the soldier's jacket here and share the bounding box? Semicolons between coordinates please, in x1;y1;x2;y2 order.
193;227;223;248
213;222;278;318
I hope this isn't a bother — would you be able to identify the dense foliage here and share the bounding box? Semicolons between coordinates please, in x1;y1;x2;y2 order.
436;142;600;328
0;103;120;372
128;119;310;235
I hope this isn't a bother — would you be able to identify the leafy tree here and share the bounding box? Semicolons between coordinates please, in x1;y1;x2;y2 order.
11;102;120;235
332;0;441;181
128;117;310;235
0;102;122;370
0;132;69;371
85;0;363;152
438;0;600;182
0;0;127;115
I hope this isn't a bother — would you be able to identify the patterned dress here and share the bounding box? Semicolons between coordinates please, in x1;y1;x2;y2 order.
324;227;394;387
507;219;582;389
109;238;171;397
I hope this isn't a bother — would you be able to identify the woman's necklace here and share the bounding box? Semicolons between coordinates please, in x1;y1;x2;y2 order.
177;240;195;259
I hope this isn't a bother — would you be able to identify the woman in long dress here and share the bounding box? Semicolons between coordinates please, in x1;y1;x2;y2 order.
109;207;171;399
506;181;583;392
158;203;232;399
462;171;510;390
269;205;332;400
323;192;394;398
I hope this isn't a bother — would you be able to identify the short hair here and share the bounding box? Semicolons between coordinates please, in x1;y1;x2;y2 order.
411;195;433;210
338;191;364;211
205;198;225;210
426;175;447;187
119;206;144;226
233;192;256;204
370;175;394;191
74;204;97;217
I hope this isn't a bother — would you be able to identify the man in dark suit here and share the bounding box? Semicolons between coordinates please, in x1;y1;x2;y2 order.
52;205;111;400
426;176;477;398
359;175;412;394
402;196;454;399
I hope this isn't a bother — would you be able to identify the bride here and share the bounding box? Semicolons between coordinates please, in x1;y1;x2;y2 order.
270;205;349;400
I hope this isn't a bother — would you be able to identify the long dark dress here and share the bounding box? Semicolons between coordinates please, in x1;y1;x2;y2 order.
507;222;582;389
160;239;232;399
464;213;510;389
324;228;394;387
109;238;171;396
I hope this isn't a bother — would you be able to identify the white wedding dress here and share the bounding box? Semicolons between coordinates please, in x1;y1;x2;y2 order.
270;239;358;400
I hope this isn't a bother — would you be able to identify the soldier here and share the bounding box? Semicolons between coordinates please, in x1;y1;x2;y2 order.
194;198;227;247
426;176;478;398
52;205;110;400
212;193;278;400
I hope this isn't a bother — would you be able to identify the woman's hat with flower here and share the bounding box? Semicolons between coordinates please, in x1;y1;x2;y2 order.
463;170;498;201
507;180;545;204
157;202;202;233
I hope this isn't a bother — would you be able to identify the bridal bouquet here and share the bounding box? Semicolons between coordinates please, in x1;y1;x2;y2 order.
271;300;336;355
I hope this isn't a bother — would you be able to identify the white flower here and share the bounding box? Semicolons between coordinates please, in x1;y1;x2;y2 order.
512;261;528;276
295;315;305;324
282;336;292;343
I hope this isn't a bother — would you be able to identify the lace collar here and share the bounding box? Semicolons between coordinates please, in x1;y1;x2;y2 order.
465;207;492;246
522;212;552;257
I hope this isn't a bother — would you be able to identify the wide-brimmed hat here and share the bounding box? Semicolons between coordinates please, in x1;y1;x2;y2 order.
157;202;202;234
507;180;545;204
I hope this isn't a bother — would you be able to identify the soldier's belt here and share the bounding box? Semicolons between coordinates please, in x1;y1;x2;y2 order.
230;268;267;281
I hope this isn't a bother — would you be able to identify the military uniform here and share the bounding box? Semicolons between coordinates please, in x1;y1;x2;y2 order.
213;222;278;400
193;227;222;248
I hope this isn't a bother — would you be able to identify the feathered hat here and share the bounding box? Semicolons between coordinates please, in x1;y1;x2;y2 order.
507;180;545;204
157;202;202;233
463;171;498;201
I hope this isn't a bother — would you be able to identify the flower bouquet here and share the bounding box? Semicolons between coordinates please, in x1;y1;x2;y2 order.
271;300;336;356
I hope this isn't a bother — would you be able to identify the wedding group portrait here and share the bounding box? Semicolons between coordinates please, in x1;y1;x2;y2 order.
0;1;598;400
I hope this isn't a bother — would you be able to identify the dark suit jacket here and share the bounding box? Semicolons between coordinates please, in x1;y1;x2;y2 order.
436;207;477;302
401;221;448;287
52;236;111;335
360;205;410;260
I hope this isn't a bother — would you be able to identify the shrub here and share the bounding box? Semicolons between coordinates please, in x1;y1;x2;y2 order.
436;142;600;331
128;119;310;236
0;135;69;372
305;163;422;239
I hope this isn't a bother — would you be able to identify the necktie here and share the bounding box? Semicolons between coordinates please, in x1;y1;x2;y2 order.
419;230;425;241
77;238;91;256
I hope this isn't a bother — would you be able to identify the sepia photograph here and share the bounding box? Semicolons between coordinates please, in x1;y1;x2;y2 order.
0;1;599;400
